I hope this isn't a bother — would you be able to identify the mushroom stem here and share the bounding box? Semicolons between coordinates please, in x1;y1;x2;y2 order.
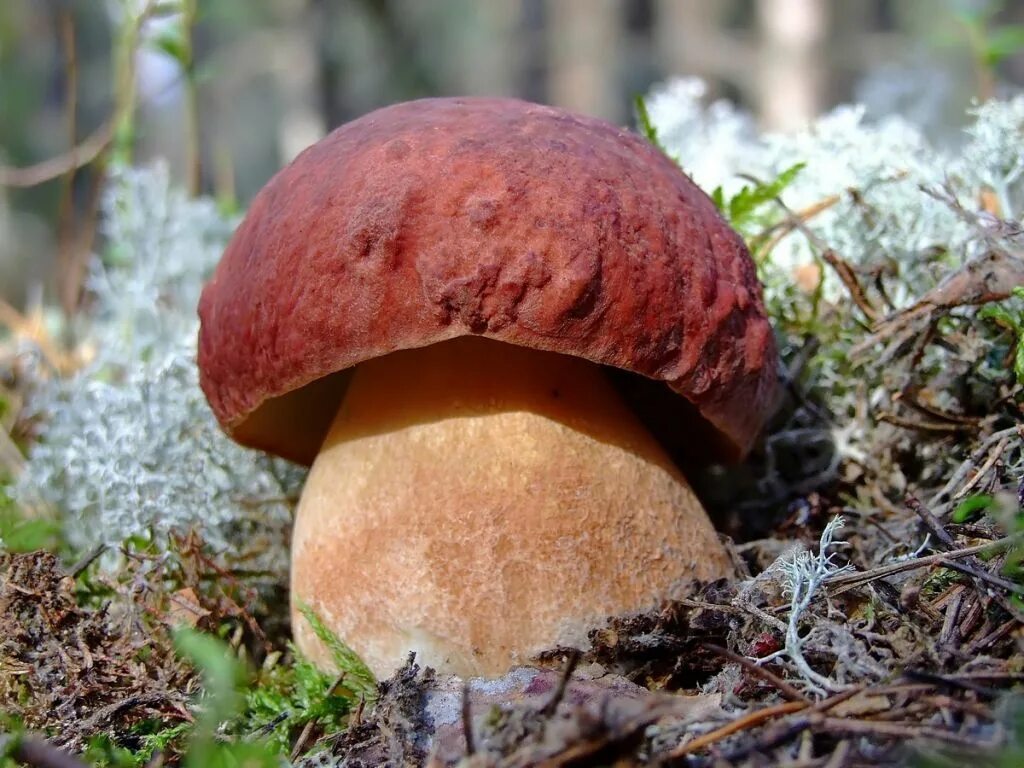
291;336;731;678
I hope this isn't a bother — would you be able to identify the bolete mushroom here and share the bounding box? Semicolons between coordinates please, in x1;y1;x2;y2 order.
198;97;777;679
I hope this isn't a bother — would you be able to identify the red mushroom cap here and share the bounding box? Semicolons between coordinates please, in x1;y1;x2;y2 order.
198;97;777;465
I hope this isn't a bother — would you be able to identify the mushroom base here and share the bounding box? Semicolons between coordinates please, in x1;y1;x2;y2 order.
291;337;732;679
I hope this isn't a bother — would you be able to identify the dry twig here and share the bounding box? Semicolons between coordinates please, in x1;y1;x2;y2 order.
541;650;582;717
825;535;1018;596
668;700;808;758
851;249;1024;359
289;672;346;761
702;643;808;703
0;119;115;189
928;426;1022;510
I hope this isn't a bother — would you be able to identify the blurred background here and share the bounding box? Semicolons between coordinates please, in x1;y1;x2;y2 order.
2;0;1023;310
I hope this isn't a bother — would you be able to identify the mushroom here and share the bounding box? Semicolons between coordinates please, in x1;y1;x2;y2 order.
198;97;777;679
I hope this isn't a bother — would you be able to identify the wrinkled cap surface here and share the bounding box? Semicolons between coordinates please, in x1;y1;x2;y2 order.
198;97;777;465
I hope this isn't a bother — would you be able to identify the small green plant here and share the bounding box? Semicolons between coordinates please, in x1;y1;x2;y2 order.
955;1;1024;98
133;723;191;765
979;285;1024;385
637;92;805;244
172;616;370;763
173;628;279;768
950;492;1024;591
242;648;354;755
80;734;147;768
299;605;378;702
711;163;805;238
634;94;679;164
952;493;999;523
1000;509;1024;586
0;717;24;768
0;483;59;553
920;566;968;601
146;0;202;195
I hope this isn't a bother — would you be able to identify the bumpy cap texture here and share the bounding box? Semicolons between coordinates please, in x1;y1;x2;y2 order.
198;97;776;464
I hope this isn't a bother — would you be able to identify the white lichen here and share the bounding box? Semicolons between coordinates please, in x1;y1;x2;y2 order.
957;95;1024;217
645;77;761;199
19;341;301;565
85;164;234;367
14;163;305;569
647;78;1024;496
648;77;1022;289
756;517;855;696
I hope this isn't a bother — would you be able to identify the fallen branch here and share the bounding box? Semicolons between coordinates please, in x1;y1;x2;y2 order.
928;425;1023;510
668;700;808;757
0;0;166;191
0;298;78;374
813;714;997;747
825;536;1019;596
939;558;1024;597
851;249;1024;360
754;193;842;258
541;649;581;717
876;411;967;434
0;119;115;188
701;643;808;703
822;250;879;321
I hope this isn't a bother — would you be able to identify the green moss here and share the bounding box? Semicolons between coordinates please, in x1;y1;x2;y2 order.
298;604;377;702
0;482;60;553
